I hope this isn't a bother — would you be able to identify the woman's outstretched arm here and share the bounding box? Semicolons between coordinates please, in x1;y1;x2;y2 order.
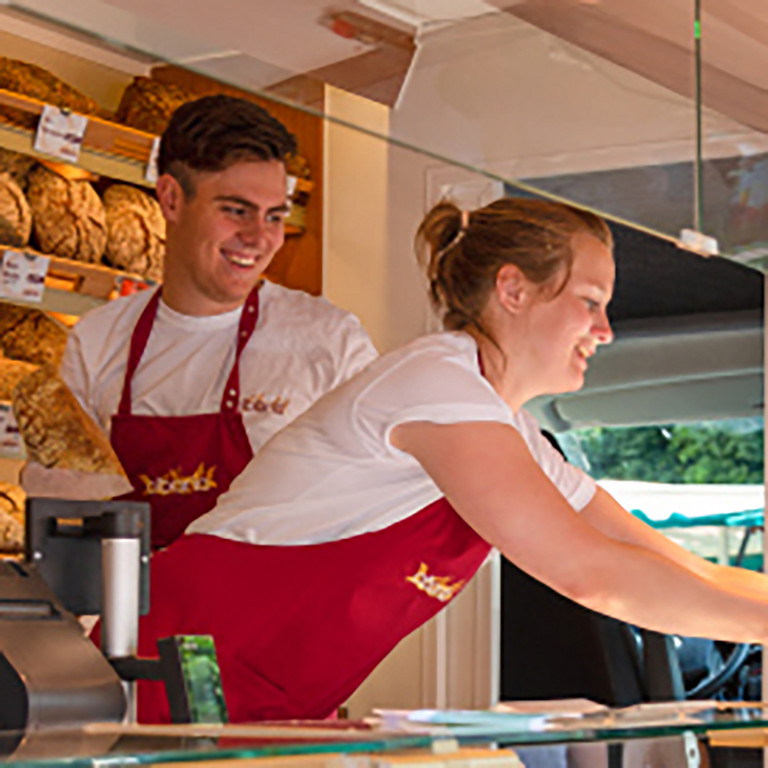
391;419;768;645
583;485;768;604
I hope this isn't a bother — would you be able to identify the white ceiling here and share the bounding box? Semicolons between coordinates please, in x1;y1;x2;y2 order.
5;0;768;133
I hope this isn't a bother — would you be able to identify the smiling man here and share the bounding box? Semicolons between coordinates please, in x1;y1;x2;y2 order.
33;95;377;548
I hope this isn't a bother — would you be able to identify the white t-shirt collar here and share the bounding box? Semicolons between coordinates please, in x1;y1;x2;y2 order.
156;293;251;331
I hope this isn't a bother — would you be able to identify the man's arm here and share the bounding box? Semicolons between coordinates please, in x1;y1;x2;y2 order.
331;315;378;387
58;330;104;430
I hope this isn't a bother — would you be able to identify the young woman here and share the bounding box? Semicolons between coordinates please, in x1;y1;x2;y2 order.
133;198;768;723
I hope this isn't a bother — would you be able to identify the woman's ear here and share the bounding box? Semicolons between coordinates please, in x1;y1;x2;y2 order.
496;264;529;314
155;174;183;223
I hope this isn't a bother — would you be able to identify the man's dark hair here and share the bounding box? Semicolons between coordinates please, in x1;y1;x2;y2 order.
158;94;298;196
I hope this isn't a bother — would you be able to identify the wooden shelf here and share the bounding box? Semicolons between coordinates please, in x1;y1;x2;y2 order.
0;88;157;188
0;88;312;236
2;246;155;316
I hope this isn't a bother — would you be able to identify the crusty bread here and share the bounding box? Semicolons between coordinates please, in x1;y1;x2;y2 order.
0;57;106;130
115;76;193;135
12;366;126;476
0;172;32;247
103;184;165;281
0;303;68;367
26;165;106;263
0;357;37;401
0;149;36;190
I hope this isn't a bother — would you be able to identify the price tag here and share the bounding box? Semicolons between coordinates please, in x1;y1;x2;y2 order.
115;274;154;297
33;105;89;163
0;250;50;302
0;404;23;457
145;136;161;184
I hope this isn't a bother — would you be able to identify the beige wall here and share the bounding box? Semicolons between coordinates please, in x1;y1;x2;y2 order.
322;86;393;352
322;86;435;354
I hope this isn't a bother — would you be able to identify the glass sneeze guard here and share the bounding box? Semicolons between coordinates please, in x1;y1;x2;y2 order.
2;703;768;766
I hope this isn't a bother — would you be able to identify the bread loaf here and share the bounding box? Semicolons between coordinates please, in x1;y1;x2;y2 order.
116;76;193;135
27;165;106;263
103;184;165;281
0;303;68;367
12;366;126;476
0;482;25;553
0;148;36;190
0;173;32;247
0;357;37;400
0;57;106;129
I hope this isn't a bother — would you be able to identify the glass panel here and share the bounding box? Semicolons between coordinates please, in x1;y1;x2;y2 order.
3;705;768;765
1;0;704;249
698;0;768;270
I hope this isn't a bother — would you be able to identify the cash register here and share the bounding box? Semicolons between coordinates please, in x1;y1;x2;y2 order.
0;497;224;747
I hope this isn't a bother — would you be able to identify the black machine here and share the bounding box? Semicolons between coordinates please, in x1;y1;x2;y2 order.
0;498;226;747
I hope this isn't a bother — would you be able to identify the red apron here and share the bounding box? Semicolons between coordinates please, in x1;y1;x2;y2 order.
133;497;492;723
110;288;258;549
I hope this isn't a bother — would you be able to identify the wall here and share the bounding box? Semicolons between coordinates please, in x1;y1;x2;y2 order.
322;87;393;351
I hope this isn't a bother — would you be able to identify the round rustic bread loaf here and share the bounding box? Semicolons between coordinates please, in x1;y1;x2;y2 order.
0;173;32;247
0;57;106;130
26;165;106;263
103;184;165;281
116;76;193;135
0;303;68;368
0;148;36;190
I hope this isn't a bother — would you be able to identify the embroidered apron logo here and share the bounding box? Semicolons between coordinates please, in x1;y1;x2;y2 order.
139;463;218;496
241;394;290;414
406;562;465;602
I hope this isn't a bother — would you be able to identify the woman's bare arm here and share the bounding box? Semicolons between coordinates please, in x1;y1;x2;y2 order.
584;486;768;603
391;419;768;644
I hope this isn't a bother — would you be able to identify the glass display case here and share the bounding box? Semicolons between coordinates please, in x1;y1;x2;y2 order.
3;703;768;768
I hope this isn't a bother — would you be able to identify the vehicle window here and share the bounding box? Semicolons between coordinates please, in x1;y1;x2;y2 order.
558;418;764;570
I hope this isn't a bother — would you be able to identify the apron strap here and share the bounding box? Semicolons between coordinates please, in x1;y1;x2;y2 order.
118;289;162;416
220;286;261;412
117;285;261;417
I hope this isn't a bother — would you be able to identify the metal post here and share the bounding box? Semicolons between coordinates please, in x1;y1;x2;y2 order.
100;510;142;723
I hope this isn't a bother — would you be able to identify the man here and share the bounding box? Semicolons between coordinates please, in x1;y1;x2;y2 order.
25;95;377;548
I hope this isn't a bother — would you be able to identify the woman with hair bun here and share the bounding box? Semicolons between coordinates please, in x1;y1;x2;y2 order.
133;197;768;724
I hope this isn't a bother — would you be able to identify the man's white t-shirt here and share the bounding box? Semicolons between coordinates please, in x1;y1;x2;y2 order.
190;332;596;545
60;281;378;453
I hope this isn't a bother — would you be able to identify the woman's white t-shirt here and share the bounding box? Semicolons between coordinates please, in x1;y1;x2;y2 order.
189;332;596;545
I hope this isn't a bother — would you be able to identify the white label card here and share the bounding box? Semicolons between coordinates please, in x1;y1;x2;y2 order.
0;250;50;303
145;136;161;184
0;404;23;457
33;105;89;163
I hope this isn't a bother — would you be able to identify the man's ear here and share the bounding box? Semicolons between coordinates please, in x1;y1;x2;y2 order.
496;263;529;313
155;174;184;222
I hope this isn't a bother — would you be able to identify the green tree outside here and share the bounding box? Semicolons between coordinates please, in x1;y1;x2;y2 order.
566;421;764;484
